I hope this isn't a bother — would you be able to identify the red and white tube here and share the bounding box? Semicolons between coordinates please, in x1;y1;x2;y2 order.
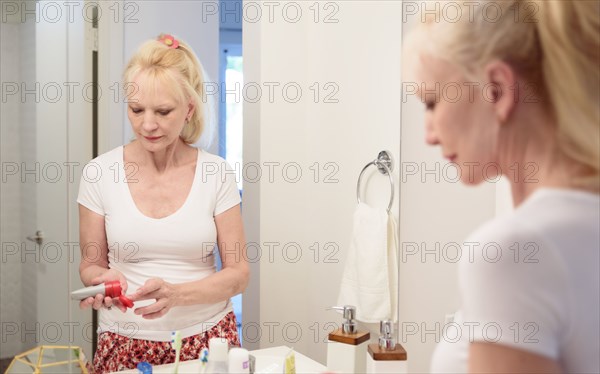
71;280;134;309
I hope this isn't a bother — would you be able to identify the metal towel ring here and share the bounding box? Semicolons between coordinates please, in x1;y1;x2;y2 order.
356;150;394;213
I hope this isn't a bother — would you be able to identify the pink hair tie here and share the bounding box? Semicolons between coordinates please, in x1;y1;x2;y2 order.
158;33;180;49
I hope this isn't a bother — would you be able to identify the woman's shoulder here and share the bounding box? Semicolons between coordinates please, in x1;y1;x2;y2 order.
197;148;237;175
197;148;228;164
466;188;599;258
459;205;569;290
464;209;537;250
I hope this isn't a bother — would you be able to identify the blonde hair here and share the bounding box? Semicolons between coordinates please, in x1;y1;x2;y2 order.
123;34;209;144
405;1;600;190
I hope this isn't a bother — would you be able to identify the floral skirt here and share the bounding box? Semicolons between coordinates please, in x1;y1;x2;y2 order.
88;311;240;374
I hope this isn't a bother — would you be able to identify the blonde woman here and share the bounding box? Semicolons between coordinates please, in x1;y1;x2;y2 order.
405;1;599;372
77;34;249;373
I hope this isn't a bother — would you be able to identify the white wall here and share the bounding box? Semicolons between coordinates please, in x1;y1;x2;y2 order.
243;0;404;363
244;1;498;371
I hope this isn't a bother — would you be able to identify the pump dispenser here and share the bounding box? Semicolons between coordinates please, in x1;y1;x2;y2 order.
366;320;407;373
379;320;395;349
326;305;370;373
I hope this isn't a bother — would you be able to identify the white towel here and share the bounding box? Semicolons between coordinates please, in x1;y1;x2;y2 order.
337;202;399;323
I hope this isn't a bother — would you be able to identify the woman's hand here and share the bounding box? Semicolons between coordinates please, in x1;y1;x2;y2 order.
79;269;129;313
129;278;179;319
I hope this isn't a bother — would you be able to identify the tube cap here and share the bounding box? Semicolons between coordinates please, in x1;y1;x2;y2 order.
119;294;135;308
105;280;134;309
104;280;122;298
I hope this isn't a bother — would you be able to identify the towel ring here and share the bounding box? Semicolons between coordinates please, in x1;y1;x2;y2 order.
356;150;394;213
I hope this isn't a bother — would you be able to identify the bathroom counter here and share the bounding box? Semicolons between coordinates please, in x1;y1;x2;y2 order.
112;345;327;373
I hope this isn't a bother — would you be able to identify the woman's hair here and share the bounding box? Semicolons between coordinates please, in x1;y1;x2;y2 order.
405;1;600;190
122;34;209;144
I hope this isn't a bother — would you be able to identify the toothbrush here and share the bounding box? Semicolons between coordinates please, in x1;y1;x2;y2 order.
170;330;182;374
284;348;296;374
199;348;209;373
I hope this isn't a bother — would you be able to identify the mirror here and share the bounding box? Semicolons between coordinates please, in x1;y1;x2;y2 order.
1;0;408;372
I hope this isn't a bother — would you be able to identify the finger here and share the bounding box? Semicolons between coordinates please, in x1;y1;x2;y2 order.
140;308;168;320
117;302;127;313
91;276;111;286
129;290;158;302
142;278;162;293
134;300;166;317
108;297;128;313
104;296;113;308
135;279;162;298
140;304;169;320
119;275;128;293
79;297;94;310
92;293;104;310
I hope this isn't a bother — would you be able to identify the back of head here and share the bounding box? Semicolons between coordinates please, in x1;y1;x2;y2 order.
405;1;600;191
123;34;209;145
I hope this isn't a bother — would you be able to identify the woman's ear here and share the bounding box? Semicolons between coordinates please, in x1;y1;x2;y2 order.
484;60;517;124
187;99;195;119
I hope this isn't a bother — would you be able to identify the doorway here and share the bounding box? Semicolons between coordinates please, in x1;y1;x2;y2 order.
0;1;93;370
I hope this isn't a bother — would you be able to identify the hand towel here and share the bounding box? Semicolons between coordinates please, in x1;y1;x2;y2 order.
337;202;399;323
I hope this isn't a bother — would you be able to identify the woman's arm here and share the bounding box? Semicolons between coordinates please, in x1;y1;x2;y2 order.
178;203;250;303
131;204;249;319
79;204;128;311
470;342;561;373
79;204;110;284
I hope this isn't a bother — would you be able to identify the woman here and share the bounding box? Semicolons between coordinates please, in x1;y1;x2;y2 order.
77;34;249;373
405;1;599;372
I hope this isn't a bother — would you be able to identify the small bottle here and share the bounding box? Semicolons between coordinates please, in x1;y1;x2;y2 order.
326;305;371;374
366;320;407;374
206;337;228;373
70;280;134;309
136;361;152;374
228;347;249;374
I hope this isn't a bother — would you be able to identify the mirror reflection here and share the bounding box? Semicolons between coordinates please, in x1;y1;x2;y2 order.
3;1;597;374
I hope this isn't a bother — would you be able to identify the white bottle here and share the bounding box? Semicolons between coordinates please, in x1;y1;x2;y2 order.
228;347;249;374
206;337;228;373
326;305;370;374
366;320;408;374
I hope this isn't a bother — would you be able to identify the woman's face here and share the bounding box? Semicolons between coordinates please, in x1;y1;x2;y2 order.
415;55;501;185
126;71;192;152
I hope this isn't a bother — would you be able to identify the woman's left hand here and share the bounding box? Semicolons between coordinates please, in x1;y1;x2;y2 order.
129;278;179;319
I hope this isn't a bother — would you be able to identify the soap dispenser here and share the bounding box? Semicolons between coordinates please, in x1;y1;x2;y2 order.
366;320;407;373
326;305;370;374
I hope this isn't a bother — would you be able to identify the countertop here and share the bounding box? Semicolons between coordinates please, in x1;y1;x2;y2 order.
112;345;327;373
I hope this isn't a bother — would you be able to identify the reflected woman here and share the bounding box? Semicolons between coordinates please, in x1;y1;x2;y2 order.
77;34;249;373
405;1;599;372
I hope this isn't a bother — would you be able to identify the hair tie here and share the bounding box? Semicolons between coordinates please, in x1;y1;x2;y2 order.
158;33;180;49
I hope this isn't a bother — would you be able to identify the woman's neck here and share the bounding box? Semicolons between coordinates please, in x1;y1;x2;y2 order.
504;135;590;207
497;106;576;207
131;137;190;174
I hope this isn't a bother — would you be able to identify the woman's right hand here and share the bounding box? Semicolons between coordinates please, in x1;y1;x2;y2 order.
79;269;129;313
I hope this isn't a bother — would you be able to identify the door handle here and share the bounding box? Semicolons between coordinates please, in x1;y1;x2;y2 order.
26;230;44;245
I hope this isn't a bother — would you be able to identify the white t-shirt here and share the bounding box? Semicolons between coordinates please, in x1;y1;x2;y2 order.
431;187;600;373
77;145;242;341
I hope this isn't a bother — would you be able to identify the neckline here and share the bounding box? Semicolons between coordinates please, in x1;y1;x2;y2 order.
120;145;201;221
524;186;600;207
